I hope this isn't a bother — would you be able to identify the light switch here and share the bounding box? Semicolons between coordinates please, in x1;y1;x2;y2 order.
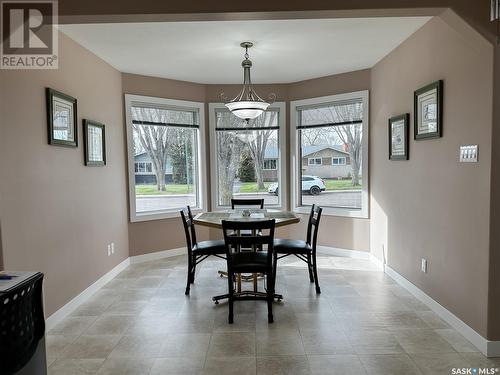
459;145;478;163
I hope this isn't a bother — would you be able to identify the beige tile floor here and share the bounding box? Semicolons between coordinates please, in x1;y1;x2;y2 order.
46;255;500;375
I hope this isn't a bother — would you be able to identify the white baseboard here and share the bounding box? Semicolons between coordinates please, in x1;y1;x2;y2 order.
384;264;500;357
45;257;130;331
129;247;186;264
317;246;384;270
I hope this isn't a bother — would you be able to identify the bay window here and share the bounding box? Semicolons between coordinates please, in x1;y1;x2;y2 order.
290;91;369;218
125;95;206;221
209;102;286;209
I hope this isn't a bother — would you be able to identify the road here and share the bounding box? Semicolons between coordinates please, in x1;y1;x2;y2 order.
136;190;361;212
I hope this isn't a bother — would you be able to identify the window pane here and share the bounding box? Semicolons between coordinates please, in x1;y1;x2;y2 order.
132;106;198;214
300;99;363;126
215;109;280;207
299;118;362;210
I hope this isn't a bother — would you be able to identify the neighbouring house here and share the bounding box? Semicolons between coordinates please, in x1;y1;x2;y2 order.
134;152;173;184
301;145;354;179
262;144;355;180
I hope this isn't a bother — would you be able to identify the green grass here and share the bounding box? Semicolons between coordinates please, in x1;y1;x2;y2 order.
324;179;362;191
136;184;194;195
135;179;361;196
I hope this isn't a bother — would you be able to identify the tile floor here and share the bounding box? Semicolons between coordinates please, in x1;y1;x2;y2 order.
46;255;500;374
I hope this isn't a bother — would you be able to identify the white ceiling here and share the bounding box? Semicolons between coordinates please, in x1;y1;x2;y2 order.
60;17;430;84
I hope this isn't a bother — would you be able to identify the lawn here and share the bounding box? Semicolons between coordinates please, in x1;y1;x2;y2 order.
136;184;194;195
136;179;361;196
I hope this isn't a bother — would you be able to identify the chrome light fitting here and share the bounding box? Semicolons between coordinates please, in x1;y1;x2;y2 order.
220;42;276;121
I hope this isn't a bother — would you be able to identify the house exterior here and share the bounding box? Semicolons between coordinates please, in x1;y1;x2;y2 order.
262;144;354;181
301;145;353;179
134;152;173;184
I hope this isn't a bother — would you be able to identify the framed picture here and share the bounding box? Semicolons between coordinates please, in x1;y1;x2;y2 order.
46;88;78;147
83;119;106;166
414;80;443;140
389;113;409;160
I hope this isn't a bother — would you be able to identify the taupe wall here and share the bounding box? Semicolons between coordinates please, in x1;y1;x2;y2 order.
126;70;371;255
370;14;493;337
0;33;129;316
488;44;500;341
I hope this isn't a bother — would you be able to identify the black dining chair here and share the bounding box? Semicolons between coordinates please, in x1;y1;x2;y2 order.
273;204;323;294
231;198;264;209
222;219;276;324
180;206;226;295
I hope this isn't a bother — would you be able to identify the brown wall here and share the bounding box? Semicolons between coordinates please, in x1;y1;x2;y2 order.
370;13;493;337
488;44;500;341
0;33;129;316
126;70;371;255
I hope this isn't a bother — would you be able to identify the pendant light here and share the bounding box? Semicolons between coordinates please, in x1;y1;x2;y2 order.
220;42;276;121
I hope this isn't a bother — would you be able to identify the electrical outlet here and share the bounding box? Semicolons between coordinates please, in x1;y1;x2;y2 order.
111;243;115;254
421;258;428;273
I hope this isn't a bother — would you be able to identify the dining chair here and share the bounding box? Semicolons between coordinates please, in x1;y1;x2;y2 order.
230;198;264;209
273;204;323;294
222;219;276;324
180;206;226;295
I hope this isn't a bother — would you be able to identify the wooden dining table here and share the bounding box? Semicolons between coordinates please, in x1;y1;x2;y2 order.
193;208;300;303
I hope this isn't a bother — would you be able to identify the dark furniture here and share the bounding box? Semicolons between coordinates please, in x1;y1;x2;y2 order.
231;198;264;209
0;272;46;375
273;204;323;294
180;206;226;295
222;219;276;323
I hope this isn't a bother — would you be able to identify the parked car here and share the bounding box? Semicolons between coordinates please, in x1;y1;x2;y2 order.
268;175;326;196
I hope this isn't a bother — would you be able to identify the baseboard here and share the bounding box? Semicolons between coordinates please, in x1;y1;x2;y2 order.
129;247;186;264
45;257;130;331
316;246;384;270
384;264;500;357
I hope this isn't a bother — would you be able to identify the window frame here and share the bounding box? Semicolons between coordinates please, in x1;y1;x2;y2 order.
208;102;287;211
308;157;322;166
332;157;347;165
290;90;369;218
125;94;207;222
263;159;277;170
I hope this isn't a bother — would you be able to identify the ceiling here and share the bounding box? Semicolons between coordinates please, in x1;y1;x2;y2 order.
60;17;431;84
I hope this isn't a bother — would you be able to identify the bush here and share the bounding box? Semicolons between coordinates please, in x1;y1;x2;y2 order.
238;151;256;182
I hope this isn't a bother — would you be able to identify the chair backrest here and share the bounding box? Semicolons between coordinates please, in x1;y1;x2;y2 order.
231;198;264;209
306;204;323;251
222;219;275;268
180;206;197;253
0;272;45;375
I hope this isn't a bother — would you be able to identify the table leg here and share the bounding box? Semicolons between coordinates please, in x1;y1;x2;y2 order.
253;273;257;292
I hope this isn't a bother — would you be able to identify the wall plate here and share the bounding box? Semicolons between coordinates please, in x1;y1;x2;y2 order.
459;145;478;163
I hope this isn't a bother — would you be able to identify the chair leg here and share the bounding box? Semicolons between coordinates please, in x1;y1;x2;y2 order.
307;253;314;283
267;271;274;323
185;257;192;295
228;271;234;324
312;253;321;294
190;259;196;284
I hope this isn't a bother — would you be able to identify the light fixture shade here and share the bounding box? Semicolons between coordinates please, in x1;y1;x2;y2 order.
225;100;270;120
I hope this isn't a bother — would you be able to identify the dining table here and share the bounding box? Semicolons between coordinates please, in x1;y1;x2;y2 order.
193;208;300;303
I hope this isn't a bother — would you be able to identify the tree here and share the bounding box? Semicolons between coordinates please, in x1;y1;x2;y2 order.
238;150;256;182
132;107;170;191
217;130;243;205
245;111;277;190
169;129;193;186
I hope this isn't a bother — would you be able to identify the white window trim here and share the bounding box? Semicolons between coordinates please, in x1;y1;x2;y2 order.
290;90;369;219
134;161;154;174
125;94;207;222
308;157;322;165
332;157;347;165
209;102;287;211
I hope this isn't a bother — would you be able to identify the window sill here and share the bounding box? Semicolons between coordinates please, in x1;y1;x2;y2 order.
293;206;368;219
130;208;202;223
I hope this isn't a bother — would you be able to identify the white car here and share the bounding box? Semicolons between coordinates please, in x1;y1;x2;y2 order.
268;175;326;196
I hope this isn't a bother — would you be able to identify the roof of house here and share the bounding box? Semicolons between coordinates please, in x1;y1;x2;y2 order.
264;144;348;159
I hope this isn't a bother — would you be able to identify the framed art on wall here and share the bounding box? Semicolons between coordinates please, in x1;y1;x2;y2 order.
46;88;78;147
83;119;106;166
414;80;443;140
389;113;409;160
